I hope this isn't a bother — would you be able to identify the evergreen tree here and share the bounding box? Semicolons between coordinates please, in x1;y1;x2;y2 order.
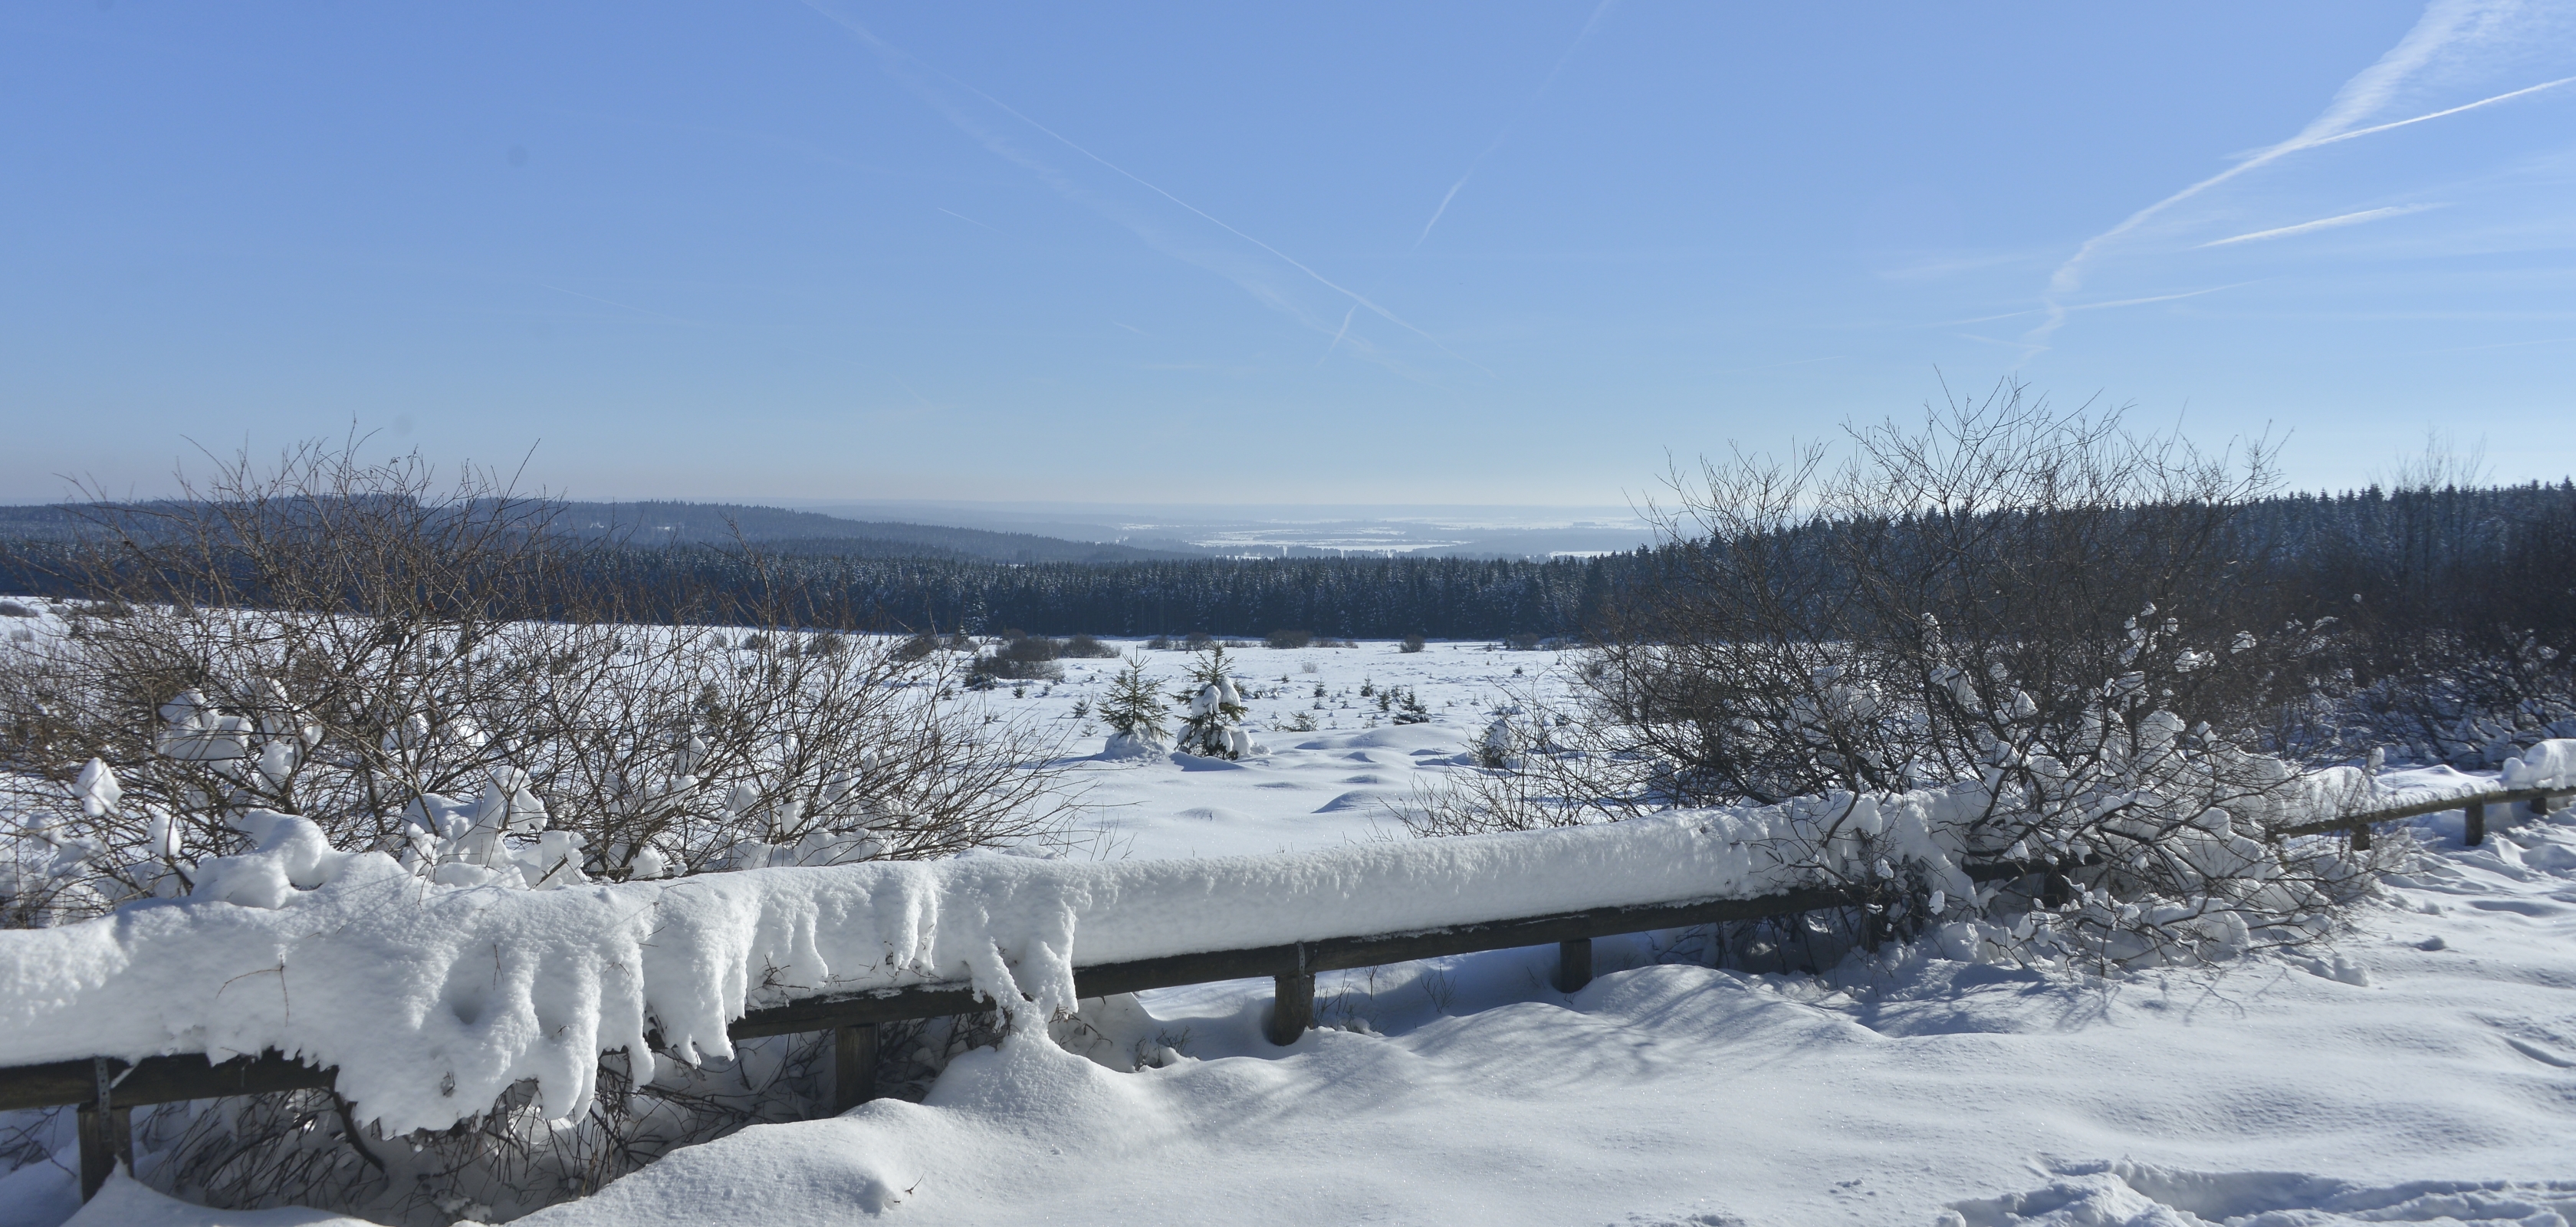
1098;656;1168;741
1172;643;1251;758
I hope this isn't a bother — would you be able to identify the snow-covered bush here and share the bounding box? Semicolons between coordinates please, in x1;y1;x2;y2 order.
1;446;1073;915
2280;461;2576;769
0;442;1075;1214
971;631;1068;682
1404;387;2383;969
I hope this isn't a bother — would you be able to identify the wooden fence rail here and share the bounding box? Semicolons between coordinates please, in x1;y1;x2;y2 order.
7;783;2568;1201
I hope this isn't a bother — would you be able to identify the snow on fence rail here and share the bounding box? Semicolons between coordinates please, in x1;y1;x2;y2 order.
5;751;2573;1202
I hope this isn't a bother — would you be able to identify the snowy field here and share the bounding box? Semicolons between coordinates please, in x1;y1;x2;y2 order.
11;640;2576;1226
1042;640;1563;859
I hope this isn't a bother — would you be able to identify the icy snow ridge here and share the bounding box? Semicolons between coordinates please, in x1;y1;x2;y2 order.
0;795;1968;1136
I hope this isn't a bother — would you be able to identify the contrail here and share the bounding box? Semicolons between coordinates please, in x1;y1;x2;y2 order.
1414;0;1619;249
938;206;1001;232
2297;74;2572;150
2198;205;2441;248
802;1;1490;377
1319;304;1358;363
2028;74;2569;346
2026;0;2570;351
1413;177;1476;250
966;86;1493;374
2068;283;2252;311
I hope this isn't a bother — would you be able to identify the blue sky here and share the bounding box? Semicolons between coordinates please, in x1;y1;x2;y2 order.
5;2;2571;505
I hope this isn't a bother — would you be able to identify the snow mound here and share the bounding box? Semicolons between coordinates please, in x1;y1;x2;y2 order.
1097;730;1171;760
1943;1162;2576;1226
2501;739;2576;791
61;1170;376;1227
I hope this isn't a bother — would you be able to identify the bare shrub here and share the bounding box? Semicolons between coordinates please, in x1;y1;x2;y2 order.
0;440;1073;1212
1400;634;1427;653
1400;383;2373;969
1060;633;1120;659
972;633;1067;683
1263;629;1313;650
2286;450;2576;768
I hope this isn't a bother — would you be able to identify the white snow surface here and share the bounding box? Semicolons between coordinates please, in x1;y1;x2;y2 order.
8;640;2576;1225
476;801;2576;1224
0;643;2033;1139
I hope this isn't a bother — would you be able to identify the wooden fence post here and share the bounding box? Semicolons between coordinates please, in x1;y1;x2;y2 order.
830;1024;878;1114
1267;944;1313;1046
1554;939;1593;993
77;1058;128;1202
2466;801;2486;847
2350;824;2372;852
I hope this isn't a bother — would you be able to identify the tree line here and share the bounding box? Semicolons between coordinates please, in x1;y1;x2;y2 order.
5;479;2571;654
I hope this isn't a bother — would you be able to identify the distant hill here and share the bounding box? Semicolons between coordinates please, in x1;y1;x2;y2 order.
0;505;113;544
0;499;1203;564
552;502;1203;562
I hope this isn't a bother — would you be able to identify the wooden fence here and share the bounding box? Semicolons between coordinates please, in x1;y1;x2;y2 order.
5;782;2567;1202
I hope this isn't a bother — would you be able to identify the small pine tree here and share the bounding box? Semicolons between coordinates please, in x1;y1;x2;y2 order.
1098;657;1169;743
1172;643;1250;758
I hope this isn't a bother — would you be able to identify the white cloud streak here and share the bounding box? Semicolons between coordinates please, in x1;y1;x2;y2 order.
800;2;1489;377
2068;283;2253;311
1319;304;1358;363
2026;0;2572;351
2197;204;2443;247
1413;0;1618;249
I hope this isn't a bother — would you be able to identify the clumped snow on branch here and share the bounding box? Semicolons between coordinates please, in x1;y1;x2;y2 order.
0;795;1933;1134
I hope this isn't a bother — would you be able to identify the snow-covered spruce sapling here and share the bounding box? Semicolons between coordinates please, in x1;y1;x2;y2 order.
1172;643;1255;759
1097;656;1173;757
1478;714;1516;769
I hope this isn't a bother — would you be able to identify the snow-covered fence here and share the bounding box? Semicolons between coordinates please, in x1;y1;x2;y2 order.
4;762;2572;1202
2266;744;2576;851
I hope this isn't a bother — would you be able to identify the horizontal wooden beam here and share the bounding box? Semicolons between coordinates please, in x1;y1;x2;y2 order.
2271;785;2571;839
0;1051;336;1115
727;986;987;1039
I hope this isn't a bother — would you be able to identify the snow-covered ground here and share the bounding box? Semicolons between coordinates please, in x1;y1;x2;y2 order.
13;641;2576;1226
1041;640;1559;858
518;824;2576;1226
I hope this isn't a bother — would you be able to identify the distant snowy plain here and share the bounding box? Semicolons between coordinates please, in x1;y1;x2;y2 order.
21;641;2576;1226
